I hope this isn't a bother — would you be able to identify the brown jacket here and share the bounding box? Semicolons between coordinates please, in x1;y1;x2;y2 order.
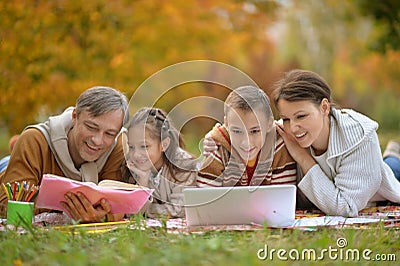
0;129;125;216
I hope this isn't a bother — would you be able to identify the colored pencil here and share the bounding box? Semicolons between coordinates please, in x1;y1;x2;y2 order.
6;183;13;201
13;182;17;200
16;185;23;201
1;183;10;200
25;187;38;202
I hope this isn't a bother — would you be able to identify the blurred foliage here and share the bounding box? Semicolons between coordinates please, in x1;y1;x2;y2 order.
355;0;400;53
0;0;400;156
276;0;400;131
0;0;280;136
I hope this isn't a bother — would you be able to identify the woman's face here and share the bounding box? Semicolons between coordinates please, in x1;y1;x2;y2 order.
277;99;330;152
126;124;165;172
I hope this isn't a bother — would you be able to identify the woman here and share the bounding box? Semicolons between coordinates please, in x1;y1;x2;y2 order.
272;69;400;217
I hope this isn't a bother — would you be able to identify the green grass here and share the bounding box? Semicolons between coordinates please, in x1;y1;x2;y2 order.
1;131;399;266
1;219;399;266
378;130;400;152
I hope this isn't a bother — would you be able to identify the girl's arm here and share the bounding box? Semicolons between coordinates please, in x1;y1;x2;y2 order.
147;171;197;218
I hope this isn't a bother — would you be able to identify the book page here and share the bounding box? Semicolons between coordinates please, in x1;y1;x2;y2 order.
36;174;153;215
97;179;142;191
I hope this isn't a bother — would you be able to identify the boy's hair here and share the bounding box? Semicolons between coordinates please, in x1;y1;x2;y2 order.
76;86;129;125
224;85;273;118
128;107;194;182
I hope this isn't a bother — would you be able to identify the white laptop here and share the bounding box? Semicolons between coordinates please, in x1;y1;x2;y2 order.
183;185;296;227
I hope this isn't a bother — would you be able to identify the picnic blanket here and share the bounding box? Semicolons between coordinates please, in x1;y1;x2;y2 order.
1;206;400;233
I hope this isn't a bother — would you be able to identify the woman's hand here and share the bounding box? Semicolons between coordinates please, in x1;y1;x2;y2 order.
275;121;304;159
275;121;316;174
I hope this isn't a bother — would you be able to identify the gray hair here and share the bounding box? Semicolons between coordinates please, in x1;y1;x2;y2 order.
75;86;129;125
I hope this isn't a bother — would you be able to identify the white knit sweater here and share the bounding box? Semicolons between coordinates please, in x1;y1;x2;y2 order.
298;108;400;217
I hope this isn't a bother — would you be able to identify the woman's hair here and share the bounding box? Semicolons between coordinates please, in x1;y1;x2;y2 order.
127;107;194;182
224;85;273;118
76;86;129;125
272;69;333;111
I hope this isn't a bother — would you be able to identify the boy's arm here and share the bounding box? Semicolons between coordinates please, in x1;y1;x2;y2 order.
196;147;226;187
197;123;230;187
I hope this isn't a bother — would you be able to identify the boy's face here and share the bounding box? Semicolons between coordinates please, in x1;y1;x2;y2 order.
225;107;271;162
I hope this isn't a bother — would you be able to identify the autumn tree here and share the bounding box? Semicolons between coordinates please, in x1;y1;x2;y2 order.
355;0;400;52
0;0;280;138
275;0;400;130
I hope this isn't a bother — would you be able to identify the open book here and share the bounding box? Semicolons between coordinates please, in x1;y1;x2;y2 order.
36;174;153;215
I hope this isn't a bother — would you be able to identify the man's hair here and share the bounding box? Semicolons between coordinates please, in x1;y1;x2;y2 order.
224;85;272;118
75;86;129;124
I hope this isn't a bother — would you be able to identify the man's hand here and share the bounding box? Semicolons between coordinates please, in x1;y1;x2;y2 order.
61;192;111;223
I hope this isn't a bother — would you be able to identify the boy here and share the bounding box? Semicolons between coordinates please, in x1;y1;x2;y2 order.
197;85;297;187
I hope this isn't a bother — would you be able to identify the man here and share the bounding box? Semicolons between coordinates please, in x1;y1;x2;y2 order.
0;86;129;222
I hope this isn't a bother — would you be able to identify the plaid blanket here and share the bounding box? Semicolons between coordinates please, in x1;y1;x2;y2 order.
1;206;399;233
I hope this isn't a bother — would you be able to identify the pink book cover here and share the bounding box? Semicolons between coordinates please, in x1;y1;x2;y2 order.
36;174;153;215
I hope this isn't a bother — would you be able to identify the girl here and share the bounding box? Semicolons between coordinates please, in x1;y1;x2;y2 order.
272;69;400;217
123;107;197;218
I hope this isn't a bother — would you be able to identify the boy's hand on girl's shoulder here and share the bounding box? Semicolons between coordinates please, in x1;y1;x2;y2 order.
202;132;220;156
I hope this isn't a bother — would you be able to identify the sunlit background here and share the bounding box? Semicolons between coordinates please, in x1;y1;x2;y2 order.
1;0;399;156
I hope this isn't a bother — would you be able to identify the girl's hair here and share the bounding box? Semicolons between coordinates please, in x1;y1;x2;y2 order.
224;85;273;118
272;69;333;111
127;107;194;182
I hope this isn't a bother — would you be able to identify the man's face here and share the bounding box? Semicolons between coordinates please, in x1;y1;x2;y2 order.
225;107;271;162
69;109;124;166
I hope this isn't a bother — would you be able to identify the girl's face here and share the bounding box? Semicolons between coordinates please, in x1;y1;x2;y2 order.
225;107;271;162
126;124;165;172
277;99;330;153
